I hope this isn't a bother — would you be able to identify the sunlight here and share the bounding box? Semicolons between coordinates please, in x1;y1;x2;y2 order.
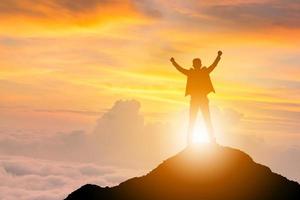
192;121;210;144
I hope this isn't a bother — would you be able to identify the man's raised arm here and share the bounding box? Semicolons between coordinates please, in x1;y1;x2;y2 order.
207;51;222;73
170;57;189;75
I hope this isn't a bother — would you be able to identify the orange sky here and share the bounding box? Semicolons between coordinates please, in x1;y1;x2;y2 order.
0;1;299;147
1;0;299;130
0;1;300;198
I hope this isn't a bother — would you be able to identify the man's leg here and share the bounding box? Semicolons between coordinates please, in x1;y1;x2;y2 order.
188;97;199;146
200;97;216;143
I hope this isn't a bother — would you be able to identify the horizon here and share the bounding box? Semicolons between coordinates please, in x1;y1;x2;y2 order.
0;0;299;199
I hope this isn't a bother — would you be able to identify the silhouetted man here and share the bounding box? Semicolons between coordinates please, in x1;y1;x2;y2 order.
170;51;222;145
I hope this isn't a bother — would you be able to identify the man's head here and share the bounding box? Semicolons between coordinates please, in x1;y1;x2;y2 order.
193;58;202;69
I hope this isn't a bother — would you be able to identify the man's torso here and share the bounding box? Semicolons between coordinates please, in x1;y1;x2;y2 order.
185;67;215;97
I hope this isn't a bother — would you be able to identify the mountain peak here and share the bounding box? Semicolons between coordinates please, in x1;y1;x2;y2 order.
65;144;300;200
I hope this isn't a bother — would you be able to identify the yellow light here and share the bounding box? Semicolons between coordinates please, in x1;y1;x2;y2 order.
192;121;210;144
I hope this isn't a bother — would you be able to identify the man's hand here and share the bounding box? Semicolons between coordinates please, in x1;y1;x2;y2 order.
170;57;175;63
218;50;223;56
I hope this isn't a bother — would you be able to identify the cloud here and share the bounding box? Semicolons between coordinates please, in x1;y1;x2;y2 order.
91;99;183;166
133;0;162;18
0;0;116;17
0;0;158;36
34;109;102;116
5;0;299;31
164;0;300;30
0;155;140;200
0;0;162;18
204;1;300;29
0;99;299;200
0;100;181;167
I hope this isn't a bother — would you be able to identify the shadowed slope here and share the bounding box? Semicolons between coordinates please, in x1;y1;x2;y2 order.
65;144;300;200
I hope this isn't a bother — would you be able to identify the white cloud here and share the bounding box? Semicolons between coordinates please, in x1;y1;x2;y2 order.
0;155;142;200
0;99;299;200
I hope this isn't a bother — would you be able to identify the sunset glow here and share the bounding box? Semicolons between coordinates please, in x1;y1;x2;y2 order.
192;121;210;144
0;1;299;199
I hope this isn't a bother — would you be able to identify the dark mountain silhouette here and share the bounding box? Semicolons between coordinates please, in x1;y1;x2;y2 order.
65;144;300;200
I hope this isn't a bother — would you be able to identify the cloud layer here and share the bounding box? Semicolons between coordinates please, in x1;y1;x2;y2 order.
194;0;300;29
0;0;157;36
0;155;141;200
0;99;299;200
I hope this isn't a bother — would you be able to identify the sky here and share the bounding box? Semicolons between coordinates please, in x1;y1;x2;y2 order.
0;0;299;199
